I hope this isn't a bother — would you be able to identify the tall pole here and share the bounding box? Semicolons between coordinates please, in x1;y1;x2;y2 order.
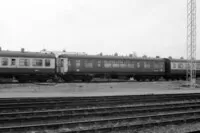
187;0;196;88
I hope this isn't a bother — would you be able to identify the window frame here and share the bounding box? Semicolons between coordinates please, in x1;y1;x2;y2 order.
137;62;140;68
45;59;51;67
76;60;81;68
84;59;93;68
97;60;101;67
11;58;16;66
1;58;8;66
32;59;43;67
19;58;30;66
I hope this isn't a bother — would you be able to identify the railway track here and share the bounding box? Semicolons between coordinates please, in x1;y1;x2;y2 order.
1;93;200;112
1;93;200;133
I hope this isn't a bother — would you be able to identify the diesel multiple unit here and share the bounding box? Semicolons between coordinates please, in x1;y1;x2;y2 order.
0;50;199;82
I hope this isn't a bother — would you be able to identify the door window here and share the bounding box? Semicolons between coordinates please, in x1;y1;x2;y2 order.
11;59;16;66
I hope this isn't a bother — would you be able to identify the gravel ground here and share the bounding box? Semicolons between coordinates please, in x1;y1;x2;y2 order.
0;81;200;98
134;122;200;133
25;122;200;133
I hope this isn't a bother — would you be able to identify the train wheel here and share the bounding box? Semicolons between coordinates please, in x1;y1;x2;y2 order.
134;77;139;81
18;79;27;83
37;79;47;82
155;77;159;81
141;78;146;82
63;75;74;82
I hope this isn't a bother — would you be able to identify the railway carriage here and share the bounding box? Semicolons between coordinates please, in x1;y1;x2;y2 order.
2;49;200;83
164;58;200;80
0;50;56;82
57;54;166;81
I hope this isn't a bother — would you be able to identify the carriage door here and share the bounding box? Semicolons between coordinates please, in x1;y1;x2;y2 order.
60;58;68;74
11;58;17;67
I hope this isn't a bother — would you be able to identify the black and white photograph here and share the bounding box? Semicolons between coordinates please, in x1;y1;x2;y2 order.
0;0;200;132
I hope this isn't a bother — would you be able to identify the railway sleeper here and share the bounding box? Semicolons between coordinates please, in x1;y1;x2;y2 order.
1;110;200;132
1;100;200;120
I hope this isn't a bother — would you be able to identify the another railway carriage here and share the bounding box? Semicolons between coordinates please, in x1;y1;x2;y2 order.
57;54;165;81
0;50;56;82
164;58;200;80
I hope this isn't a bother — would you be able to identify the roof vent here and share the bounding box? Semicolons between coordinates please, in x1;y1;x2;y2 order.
21;48;25;53
168;56;172;59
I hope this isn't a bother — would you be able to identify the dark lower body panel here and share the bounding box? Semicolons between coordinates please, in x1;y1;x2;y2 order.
0;68;55;82
60;71;165;82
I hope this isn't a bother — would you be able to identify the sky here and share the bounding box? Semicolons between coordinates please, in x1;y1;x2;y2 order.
0;0;199;59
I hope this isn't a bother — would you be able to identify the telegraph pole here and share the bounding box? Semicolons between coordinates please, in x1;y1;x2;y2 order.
186;0;196;88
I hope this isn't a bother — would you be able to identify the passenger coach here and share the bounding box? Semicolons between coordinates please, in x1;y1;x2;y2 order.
0;49;56;82
57;54;165;81
164;58;200;80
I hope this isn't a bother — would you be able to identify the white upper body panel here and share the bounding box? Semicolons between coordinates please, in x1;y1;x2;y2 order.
0;57;55;69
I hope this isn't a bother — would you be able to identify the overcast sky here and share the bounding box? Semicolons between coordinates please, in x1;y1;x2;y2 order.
0;0;199;59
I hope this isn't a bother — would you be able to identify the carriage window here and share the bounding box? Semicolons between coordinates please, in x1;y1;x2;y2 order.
137;62;140;68
112;60;119;68
172;63;176;68
144;62;151;68
104;60;112;68
60;59;64;67
76;60;80;68
154;62;159;69
178;63;183;69
154;62;164;69
1;58;8;66
160;63;164;68
128;61;134;68
32;59;43;66
68;60;71;66
120;62;127;68
197;63;200;70
128;64;134;68
19;59;30;66
11;59;16;66
84;60;93;68
97;60;101;67
45;59;51;67
185;63;190;69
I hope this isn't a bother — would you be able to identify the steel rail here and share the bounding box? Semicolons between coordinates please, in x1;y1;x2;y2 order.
1;100;200;120
65;117;200;133
1;93;200;103
1;96;199;113
1;109;200;132
1;103;200;126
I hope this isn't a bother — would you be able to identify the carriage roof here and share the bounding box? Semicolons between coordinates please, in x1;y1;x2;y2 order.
59;54;164;61
0;50;55;58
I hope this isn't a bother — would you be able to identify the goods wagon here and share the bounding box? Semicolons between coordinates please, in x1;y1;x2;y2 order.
57;54;165;81
0;50;56;82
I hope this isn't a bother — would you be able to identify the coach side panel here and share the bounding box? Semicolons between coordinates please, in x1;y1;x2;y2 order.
0;57;55;74
63;57;165;76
